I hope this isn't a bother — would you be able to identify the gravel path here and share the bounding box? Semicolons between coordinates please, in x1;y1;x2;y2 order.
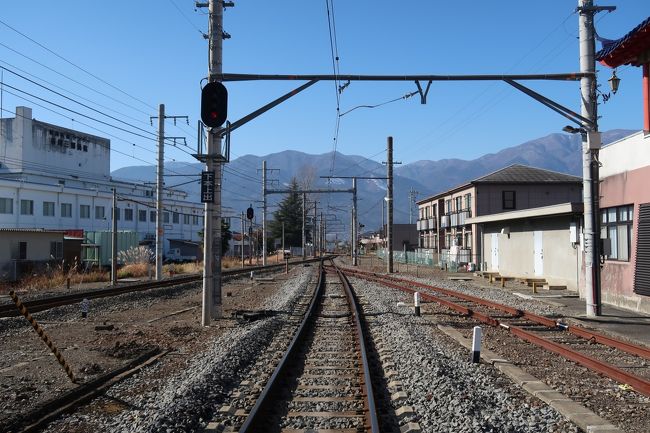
353;276;580;433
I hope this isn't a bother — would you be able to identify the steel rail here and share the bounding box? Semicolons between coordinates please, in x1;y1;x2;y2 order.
343;267;650;397
0;257;330;318
238;260;326;433
332;264;381;433
343;267;650;358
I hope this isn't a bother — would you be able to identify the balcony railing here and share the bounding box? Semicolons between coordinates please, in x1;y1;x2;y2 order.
417;218;438;231
444;209;472;227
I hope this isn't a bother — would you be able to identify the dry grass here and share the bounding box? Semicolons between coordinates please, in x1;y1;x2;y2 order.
2;258;264;294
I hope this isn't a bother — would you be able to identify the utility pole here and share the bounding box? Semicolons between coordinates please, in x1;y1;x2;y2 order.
352;177;358;266
151;105;188;282
240;211;244;268
313;201;317;258
155;104;164;280
111;188;117;286
302;192;307;260
383;137;399;273
319;211;323;257
261;160;267;265
198;0;231;325
578;0;614;317
409;187;418;224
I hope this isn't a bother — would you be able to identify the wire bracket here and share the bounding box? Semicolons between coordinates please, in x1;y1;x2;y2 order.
415;80;432;104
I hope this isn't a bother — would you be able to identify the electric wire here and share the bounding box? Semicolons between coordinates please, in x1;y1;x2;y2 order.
0;41;152;117
167;0;205;35
1;66;160;140
0;18;156;112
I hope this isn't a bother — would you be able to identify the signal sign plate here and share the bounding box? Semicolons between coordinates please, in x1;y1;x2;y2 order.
201;170;215;203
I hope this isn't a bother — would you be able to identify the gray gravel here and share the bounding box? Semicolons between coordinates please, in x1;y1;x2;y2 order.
353;276;580;433
43;266;315;433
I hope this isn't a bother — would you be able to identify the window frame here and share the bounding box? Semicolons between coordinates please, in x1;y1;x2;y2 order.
20;199;34;215
0;197;13;214
43;201;55;217
80;204;90;219
61;202;72;218
502;190;516;210
601;204;633;262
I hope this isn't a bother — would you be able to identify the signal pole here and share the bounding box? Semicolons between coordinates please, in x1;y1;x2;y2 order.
198;0;231;325
302;193;307;260
352;177;358;266
111;188;117;286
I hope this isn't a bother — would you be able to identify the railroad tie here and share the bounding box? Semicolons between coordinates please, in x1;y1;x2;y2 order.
9;291;76;383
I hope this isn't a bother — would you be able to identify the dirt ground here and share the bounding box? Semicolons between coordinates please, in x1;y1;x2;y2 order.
0;267;298;430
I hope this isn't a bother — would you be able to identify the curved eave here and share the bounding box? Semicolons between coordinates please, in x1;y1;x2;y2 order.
596;18;650;68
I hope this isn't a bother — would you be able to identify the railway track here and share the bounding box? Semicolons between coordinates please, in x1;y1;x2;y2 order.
210;260;380;433
342;266;650;397
0;257;327;318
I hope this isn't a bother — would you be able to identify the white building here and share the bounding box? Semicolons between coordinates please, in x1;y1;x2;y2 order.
0;107;204;257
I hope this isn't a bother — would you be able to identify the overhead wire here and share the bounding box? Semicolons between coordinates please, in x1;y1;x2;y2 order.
0;18;156;112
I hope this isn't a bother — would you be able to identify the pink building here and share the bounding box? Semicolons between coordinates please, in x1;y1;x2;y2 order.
596;18;650;313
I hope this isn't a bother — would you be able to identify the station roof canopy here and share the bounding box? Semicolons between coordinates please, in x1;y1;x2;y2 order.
596;17;650;68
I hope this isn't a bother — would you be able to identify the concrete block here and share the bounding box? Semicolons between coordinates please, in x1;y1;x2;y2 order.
387;380;403;390
395;405;415;419
391;391;408;402
400;422;422;433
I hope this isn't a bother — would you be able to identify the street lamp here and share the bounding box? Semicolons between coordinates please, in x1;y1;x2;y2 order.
608;70;620;94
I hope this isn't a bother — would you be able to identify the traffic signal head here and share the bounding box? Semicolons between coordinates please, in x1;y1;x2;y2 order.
201;81;228;128
246;206;254;220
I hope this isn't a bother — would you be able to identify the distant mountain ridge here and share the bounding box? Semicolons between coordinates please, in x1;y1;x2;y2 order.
111;129;637;235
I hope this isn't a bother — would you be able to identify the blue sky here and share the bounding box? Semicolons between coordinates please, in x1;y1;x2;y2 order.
1;1;648;174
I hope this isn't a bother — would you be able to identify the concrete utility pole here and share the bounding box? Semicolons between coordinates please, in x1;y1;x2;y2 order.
352;177;358;266
262;160;267;265
111;188;117;286
385;137;395;273
302;193;307;260
409;187;418;224
240;212;244;268
578;0;613;317
201;0;227;325
156;104;164;280
312;201;317;258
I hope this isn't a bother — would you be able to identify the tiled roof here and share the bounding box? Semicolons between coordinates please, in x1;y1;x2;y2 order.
596;17;650;67
472;164;581;184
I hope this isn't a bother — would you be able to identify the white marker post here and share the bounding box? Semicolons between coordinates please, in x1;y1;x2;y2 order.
414;292;421;317
471;326;482;363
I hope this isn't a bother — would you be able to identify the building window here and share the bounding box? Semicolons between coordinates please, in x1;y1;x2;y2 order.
19;242;27;260
502;191;516;210
61;203;72;218
139;210;147;222
50;241;63;259
445;199;451;214
95;206;105;219
80;204;90;219
464;193;472;211
43;201;55;217
0;197;13;214
115;208;121;221
20;200;34;215
601;204;633;261
125;208;133;221
163;212;170;223
455;196;462;212
150;211;156;222
193;215;199;225
183;214;190;225
173;212;179;224
634;203;650;296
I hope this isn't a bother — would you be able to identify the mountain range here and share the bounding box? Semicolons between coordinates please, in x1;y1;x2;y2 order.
111;129;636;235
